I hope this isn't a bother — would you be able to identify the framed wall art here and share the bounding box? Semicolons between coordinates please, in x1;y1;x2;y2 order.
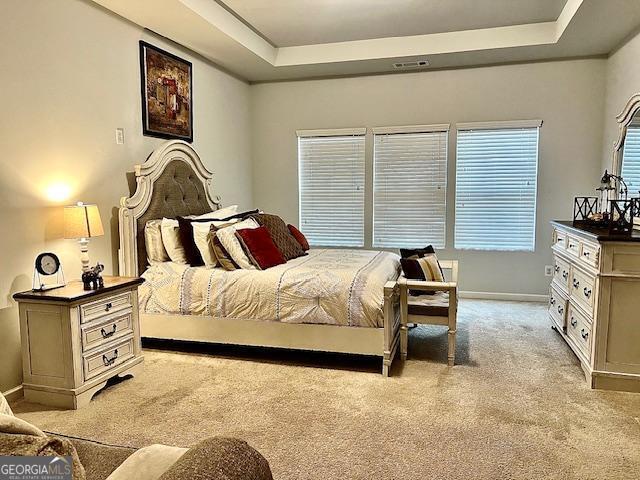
139;41;193;142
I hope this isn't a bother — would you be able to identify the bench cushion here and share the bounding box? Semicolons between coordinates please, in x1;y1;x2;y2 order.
407;292;450;317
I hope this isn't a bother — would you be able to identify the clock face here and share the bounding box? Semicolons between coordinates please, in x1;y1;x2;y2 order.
36;253;60;276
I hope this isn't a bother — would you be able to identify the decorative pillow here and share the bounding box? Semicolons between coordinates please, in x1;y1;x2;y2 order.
216;218;260;269
208;223;239;271
400;245;444;277
287;224;309;251
236;226;286;270
251;214;305;261
161;218;188;264
193;219;239;267
145;219;170;264
194;205;238;220
400;250;444;296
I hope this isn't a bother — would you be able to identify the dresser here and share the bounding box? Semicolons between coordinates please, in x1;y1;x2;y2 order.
13;276;144;409
550;221;640;392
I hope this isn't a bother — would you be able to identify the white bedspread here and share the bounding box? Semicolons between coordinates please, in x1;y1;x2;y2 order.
140;249;400;328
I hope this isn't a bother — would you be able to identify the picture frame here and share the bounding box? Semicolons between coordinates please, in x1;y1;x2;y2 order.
139;41;193;142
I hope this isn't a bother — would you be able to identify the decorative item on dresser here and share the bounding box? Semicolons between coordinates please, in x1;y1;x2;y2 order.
13;276;145;409
550;221;640;392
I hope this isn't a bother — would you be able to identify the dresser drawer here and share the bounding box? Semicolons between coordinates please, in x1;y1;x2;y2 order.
569;268;596;318
553;228;568;250
81;312;133;353
552;255;571;293
80;291;132;324
566;235;581;258
83;336;134;381
579;241;600;269
549;286;567;331
567;304;592;361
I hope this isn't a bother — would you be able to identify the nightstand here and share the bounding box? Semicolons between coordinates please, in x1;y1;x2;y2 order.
13;276;144;409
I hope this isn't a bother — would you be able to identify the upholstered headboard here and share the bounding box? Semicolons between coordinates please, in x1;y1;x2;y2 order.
119;140;221;276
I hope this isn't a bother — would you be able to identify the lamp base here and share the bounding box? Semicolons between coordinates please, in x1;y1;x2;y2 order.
78;237;90;273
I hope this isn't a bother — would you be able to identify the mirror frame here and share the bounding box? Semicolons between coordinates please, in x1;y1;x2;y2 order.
613;92;640;176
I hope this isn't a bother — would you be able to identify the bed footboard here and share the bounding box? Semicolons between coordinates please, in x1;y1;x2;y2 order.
382;280;400;377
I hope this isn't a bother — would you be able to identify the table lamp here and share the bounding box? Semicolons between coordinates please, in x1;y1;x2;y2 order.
64;202;104;273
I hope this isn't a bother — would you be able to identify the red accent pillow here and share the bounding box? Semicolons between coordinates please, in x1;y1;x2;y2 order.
287;224;309;251
235;226;286;270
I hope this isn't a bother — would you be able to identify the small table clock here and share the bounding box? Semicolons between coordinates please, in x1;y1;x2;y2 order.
33;252;66;291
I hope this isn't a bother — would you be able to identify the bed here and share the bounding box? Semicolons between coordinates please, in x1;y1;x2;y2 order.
118;140;401;375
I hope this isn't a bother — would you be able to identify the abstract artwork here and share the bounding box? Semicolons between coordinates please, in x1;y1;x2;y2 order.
140;41;193;142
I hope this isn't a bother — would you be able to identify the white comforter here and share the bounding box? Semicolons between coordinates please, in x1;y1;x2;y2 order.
140;249;400;328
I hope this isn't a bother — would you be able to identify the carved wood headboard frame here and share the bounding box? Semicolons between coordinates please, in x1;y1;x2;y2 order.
118;140;221;276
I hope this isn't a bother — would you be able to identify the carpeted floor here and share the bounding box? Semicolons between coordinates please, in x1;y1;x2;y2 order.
12;300;640;479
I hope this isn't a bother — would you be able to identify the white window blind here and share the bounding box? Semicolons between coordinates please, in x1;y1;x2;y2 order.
372;125;448;248
621;126;640;194
454;121;541;251
298;129;365;247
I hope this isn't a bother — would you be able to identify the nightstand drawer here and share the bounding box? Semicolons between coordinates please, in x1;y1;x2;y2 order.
81;312;133;352
83;336;134;381
81;292;132;324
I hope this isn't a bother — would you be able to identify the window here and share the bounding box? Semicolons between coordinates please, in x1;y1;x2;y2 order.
297;128;366;247
373;125;449;248
621;126;640;194
454;120;541;251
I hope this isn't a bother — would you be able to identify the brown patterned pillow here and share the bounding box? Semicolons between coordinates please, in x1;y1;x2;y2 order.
251;214;305;261
208;223;239;271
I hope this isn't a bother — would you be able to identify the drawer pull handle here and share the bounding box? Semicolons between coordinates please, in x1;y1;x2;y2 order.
562;271;569;280
102;349;119;367
581;329;589;340
573;279;580;288
105;302;113;312
557;306;564;315
570;317;577;327
554;265;560;273
583;287;592;299
101;325;117;339
569;243;575;249
550;297;556;306
583;251;590;258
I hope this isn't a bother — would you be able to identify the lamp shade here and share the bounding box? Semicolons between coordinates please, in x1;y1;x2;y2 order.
64;203;104;239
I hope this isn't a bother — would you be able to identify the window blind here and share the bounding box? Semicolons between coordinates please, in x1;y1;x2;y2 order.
621;126;640;195
454;121;540;251
298;130;365;247
373;127;448;248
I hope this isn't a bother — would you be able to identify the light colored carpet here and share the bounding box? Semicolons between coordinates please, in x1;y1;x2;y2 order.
12;300;640;479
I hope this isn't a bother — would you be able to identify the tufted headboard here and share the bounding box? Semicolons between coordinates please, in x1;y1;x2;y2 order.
118;140;221;276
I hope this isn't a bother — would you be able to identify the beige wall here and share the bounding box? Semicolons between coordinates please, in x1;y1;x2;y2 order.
251;59;607;296
602;30;640;172
0;0;252;392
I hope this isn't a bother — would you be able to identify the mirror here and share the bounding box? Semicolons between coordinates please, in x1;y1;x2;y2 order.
613;93;640;229
614;93;640;196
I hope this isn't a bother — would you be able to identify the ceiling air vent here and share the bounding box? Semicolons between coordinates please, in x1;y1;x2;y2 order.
393;60;430;69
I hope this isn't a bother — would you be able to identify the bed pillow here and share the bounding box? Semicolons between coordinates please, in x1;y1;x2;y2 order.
145;219;170;264
236;226;286;270
251;214;305;261
208;223;239;271
287;224;309;251
400;249;444;296
193;219;239;267
215;218;260;269
194;205;238;220
161;218;188;264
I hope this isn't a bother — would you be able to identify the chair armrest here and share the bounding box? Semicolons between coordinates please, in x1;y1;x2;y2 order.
397;276;457;293
437;260;459;283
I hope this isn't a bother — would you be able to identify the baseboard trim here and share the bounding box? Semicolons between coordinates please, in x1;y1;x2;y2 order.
2;385;24;403
460;291;548;303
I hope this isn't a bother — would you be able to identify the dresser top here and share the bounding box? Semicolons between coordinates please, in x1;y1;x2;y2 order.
552;220;640;242
13;276;144;302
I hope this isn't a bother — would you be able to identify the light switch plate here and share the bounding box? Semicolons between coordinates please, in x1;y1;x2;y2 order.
115;128;125;144
544;265;553;277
